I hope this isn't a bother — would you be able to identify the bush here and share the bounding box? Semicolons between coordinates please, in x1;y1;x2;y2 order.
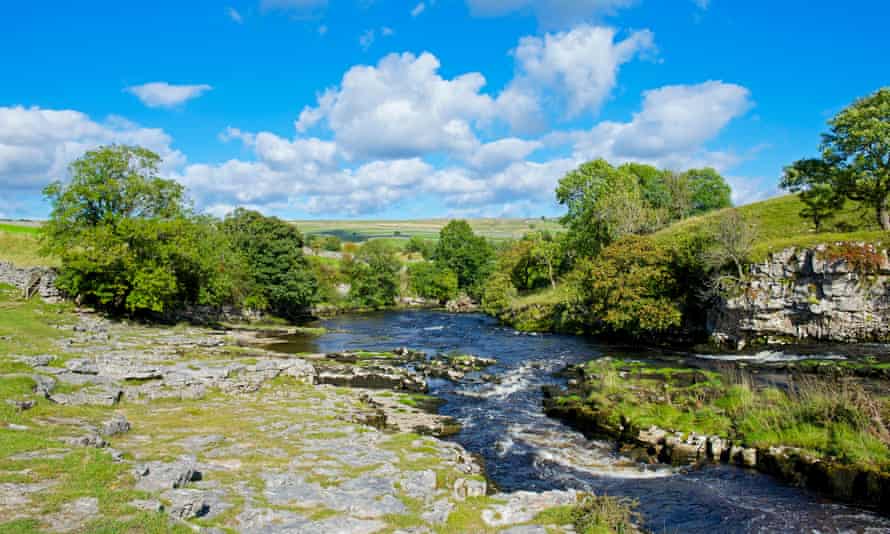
434;220;494;298
222;208;318;319
408;262;458;303
347;240;400;308
404;235;435;259
43;146;248;314
567;235;683;336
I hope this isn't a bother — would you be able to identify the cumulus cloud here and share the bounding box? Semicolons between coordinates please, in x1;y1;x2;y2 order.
466;0;637;28
295;52;496;159
411;3;426;16
0;106;185;193
506;25;655;126
126;82;212;108
572;80;753;169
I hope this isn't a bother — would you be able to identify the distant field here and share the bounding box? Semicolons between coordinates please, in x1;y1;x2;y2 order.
292;218;564;242
0;222;41;235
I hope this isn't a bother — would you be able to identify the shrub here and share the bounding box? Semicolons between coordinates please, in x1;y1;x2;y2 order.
408;262;458;303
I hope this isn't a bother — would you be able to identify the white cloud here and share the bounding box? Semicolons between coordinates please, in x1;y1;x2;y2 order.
693;0;710;9
466;0;637;28
126;82;212;108
411;2;426;16
381;26;394;36
226;7;243;23
573;80;753;169
0;106;184;192
295;52;496;159
506;25;655;123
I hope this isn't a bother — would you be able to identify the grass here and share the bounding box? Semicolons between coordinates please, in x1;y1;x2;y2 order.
653;194;885;261
292;218;564;243
0;223;41;235
0;230;58;268
553;358;890;470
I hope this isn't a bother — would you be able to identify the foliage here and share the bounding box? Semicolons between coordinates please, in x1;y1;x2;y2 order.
481;271;517;316
408;262;458;303
42;146;248;314
433;220;494;298
819;243;885;274
782;87;890;230
570;493;640;534
404;235;435;259
557;159;732;258
222;208;317;319
567;236;683;335
347;239;400;308
781;159;846;231
309;235;342;252
684;167;733;215
822;87;890;229
702;208;758;280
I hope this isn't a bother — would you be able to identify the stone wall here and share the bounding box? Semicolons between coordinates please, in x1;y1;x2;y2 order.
708;244;890;347
0;261;62;302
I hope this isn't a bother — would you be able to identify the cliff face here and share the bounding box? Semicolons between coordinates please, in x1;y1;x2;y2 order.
708;244;890;347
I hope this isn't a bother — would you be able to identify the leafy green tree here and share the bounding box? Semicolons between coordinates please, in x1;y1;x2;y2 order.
567;235;682;336
781;159;846;231
434;220;494;297
408;262;458;303
556;159;666;258
682;168;733;215
348;240;400;308
820;87;890;229
222;208;317;319
620;162;670;210
321;235;342;252
43;145;244;313
481;271;517;316
404;235;435;259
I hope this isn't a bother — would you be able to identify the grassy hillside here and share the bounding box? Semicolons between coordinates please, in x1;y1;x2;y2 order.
654;194;886;260
293;218;564;242
0;228;58;268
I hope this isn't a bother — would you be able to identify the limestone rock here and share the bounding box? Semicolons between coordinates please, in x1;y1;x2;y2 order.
481;490;578;527
452;477;486;500
100;415;131;436
135;456;200;492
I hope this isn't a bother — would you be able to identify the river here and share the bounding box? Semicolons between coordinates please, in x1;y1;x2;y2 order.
266;310;890;533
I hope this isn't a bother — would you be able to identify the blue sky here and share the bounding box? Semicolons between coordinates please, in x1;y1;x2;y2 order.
1;0;888;220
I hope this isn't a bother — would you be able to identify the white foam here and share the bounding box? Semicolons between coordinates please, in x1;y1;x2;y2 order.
694;351;847;363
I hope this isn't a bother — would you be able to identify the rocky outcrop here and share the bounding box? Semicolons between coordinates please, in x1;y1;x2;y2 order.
0;261;61;301
709;244;890;347
445;295;479;313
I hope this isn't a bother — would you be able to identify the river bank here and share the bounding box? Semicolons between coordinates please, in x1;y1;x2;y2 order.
0;284;638;533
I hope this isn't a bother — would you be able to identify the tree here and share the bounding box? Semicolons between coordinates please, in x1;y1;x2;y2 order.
682;168;733;215
481;271;517;316
405;235;435;259
434;220;494;297
348;240;400;308
408;262;458;303
42;146;244;313
820;87;890;229
704;209;758;280
222;208;317;319
567;235;683;335
781;158;846;231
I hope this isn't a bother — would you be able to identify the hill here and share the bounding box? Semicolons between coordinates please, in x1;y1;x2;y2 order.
654;194;886;260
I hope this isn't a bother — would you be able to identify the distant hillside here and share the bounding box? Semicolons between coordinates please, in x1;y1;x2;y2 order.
292;218;564;242
654;194;885;260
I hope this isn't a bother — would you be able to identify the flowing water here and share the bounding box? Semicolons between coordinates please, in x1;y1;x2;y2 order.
266;310;890;533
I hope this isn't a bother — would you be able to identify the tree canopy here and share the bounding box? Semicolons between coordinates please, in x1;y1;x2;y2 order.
433;220;494;297
783;87;890;230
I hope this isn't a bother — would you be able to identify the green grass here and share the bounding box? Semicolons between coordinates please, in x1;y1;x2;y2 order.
654;194;885;261
292;218;564;243
555;358;890;470
0;223;41;235
0;230;58;268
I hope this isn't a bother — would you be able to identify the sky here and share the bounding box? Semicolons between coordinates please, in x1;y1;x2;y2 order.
1;1;888;220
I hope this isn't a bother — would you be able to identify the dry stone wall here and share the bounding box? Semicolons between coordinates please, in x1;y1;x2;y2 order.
0;261;62;301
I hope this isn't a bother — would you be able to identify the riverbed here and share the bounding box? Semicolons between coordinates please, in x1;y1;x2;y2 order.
266;310;890;533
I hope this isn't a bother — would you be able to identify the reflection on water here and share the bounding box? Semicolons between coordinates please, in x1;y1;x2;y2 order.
265;310;890;533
